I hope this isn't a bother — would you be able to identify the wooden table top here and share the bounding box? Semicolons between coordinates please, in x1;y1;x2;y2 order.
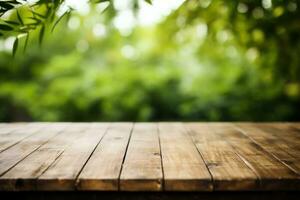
0;122;299;191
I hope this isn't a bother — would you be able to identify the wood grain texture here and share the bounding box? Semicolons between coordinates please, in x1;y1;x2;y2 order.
0;122;299;192
37;123;109;191
120;123;162;191
0;148;63;191
235;123;300;174
0;124;67;176
186;123;258;190
213;124;300;190
77;123;133;191
258;123;300;142
0;123;70;191
158;123;212;191
0;123;44;153
0;123;27;134
7;124;86;191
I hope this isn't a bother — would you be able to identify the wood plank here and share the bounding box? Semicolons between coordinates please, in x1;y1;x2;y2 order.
257;123;300;151
0;124;67;176
251;123;300;168
0;123;44;153
290;123;300;130
120;123;162;191
59;122;90;132
0;123;8;128
77;123;133;191
214;124;300;190
0;123;27;134
0;123;88;191
259;123;300;171
37;123;109;191
235;123;300;174
261;122;300;131
186;123;258;190
284;122;300;132
158;122;212;191
0;149;63;191
0;122;299;192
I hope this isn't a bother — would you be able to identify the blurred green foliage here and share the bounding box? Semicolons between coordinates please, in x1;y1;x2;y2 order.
0;0;299;122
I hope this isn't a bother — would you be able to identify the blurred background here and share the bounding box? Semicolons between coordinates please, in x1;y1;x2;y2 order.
0;0;299;122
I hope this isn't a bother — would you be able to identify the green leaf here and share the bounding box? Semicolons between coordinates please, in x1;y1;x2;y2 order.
16;9;24;25
4;20;19;25
12;37;18;57
0;24;14;31
39;25;45;46
19;26;35;31
24;22;40;26
96;1;111;13
31;11;46;19
145;0;152;5
28;16;42;23
23;33;29;53
51;10;69;32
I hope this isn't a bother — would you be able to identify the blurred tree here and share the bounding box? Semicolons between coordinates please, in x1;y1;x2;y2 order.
0;0;151;54
0;0;299;122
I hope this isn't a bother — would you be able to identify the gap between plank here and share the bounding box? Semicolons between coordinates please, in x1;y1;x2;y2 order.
183;124;214;190
233;124;300;176
34;149;66;189
210;124;261;189
74;123;111;189
234;150;262;182
0;126;67;177
117;123;135;191
213;124;267;188
0;125;44;153
157;122;165;191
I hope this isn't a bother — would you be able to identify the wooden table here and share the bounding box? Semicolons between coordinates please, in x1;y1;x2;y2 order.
0;122;299;199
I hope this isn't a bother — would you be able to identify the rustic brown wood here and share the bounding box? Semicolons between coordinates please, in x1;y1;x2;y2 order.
0;123;44;153
213;123;300;190
37;123;109;191
0;148;63;191
77;123;133;191
0;124;67;176
235;123;300;174
0;122;299;192
249;123;300;172
186;123;258;190
258;124;300;153
258;123;300;141
0;123;71;191
158;122;212;191
120;123;162;191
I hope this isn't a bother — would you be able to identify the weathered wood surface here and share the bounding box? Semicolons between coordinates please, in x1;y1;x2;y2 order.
158;123;212;191
77;123;132;191
186;123;258;190
0;122;299;191
120;123;162;191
